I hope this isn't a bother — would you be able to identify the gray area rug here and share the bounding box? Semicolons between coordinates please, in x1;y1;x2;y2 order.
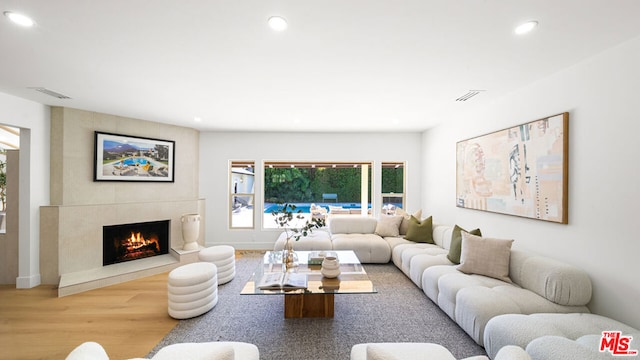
151;253;486;360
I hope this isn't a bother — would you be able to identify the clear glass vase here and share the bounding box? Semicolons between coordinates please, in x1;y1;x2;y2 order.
282;238;298;271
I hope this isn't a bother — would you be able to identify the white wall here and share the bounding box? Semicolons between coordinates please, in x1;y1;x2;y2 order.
422;35;640;329
0;92;50;287
199;132;422;249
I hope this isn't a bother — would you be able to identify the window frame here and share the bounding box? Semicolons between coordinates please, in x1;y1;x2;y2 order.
229;160;255;229
381;161;406;213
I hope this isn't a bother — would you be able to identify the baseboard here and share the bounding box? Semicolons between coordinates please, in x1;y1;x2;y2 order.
16;273;41;289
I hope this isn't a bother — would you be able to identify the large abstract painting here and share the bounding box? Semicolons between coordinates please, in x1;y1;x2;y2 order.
456;112;568;223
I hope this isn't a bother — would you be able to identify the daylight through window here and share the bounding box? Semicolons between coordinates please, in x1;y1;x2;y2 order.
230;161;255;229
381;162;405;214
263;161;372;229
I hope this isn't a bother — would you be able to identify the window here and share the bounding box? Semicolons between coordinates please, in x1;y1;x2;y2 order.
0;126;19;234
229;161;255;229
263;161;372;228
0;149;6;233
381;162;405;213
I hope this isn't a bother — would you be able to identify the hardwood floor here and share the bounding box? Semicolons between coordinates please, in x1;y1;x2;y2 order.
0;272;178;360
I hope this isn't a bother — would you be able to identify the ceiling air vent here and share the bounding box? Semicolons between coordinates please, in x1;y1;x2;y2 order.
455;90;485;102
29;87;71;99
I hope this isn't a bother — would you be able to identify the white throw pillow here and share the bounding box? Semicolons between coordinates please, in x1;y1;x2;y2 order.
374;215;403;237
366;345;401;360
457;232;514;283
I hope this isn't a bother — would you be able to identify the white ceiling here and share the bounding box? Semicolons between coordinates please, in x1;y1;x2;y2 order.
1;1;640;133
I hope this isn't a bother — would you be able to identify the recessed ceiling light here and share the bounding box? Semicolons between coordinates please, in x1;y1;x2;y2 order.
515;20;538;35
4;11;35;27
268;16;288;31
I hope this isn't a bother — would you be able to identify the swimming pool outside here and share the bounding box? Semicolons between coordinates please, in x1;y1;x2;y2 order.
263;203;372;214
233;202;403;229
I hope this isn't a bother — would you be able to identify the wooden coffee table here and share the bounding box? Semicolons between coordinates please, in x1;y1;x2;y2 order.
241;250;376;318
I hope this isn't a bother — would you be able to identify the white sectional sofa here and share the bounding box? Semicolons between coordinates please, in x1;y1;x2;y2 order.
273;214;637;358
382;219;593;347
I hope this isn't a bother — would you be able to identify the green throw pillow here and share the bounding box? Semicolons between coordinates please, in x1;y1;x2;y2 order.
404;216;433;243
447;225;481;264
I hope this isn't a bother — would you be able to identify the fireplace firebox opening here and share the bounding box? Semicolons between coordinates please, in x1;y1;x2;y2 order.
103;220;170;266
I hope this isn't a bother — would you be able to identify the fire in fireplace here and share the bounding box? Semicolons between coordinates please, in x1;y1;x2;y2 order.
103;220;170;266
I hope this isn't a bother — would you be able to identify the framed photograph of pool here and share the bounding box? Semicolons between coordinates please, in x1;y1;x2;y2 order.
455;112;569;223
94;131;175;182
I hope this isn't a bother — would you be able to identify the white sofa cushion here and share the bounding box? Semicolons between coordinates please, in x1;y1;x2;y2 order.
436;271;510;321
273;229;332;251
421;265;459;303
493;345;532;360
387;224;454;281
454;285;589;346
399;246;446;277
432;224;455;250
508;250;592;306
423;263;591;346
409;253;452;289
331;233;391;263
388;239;420;267
525;335;634;360
483;313;639;359
511;332;640;360
329;216;378;234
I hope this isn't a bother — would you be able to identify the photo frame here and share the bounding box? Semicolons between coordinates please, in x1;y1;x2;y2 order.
456;112;569;223
94;131;175;182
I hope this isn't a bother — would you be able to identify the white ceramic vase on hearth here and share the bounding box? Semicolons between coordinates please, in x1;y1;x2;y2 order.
181;213;200;251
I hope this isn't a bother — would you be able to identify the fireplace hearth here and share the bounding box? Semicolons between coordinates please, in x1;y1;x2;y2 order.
103;220;170;266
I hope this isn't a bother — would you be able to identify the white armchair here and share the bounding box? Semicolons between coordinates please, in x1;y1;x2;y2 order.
66;341;259;360
350;342;531;360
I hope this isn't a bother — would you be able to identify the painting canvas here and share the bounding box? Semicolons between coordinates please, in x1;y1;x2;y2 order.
94;131;175;182
456;112;568;223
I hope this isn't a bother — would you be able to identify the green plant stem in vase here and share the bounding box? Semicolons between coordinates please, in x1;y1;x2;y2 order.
271;203;326;271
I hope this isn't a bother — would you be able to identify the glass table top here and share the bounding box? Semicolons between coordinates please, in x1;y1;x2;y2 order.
240;250;377;295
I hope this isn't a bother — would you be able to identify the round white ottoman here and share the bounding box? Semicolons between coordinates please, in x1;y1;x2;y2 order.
199;245;235;284
167;262;218;319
